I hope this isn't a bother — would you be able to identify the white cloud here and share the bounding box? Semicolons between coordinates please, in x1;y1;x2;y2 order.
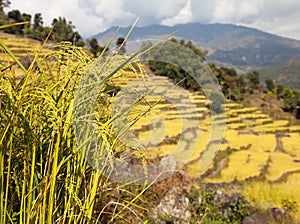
249;10;300;39
78;0;187;29
123;0;187;21
212;0;263;23
213;0;236;22
237;1;262;22
161;0;192;26
6;0;300;40
80;0;135;24
189;0;216;22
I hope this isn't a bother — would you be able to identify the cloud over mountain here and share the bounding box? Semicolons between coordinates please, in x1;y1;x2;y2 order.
8;0;300;40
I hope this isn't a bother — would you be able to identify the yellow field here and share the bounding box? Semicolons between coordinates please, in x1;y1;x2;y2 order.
0;33;53;80
282;133;300;156
112;68;300;219
206;150;268;182
267;152;300;182
243;176;300;222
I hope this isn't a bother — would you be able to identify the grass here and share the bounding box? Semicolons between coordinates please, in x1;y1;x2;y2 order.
243;179;300;222
259;60;300;90
1;39;90;223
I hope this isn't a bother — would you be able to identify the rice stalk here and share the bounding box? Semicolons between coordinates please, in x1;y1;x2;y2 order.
0;23;153;223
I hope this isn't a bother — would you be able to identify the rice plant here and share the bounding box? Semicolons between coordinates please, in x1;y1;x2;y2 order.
0;25;148;223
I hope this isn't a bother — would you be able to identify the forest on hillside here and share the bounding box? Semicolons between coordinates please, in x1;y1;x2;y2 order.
145;39;300;120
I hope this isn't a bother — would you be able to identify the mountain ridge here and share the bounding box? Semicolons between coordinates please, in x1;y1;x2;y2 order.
91;23;300;71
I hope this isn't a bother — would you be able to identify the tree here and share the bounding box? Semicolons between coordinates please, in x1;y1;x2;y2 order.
212;67;246;100
51;17;83;45
52;17;73;42
70;31;84;47
7;9;22;22
185;40;206;59
116;37;125;46
276;85;284;99
33;13;43;31
237;75;246;93
0;0;10;12
282;88;297;112
6;10;23;34
209;92;225;114
4;11;31;36
88;38;108;58
116;37;126;54
25;13;46;40
221;68;238;95
265;79;275;92
247;71;260;90
88;38;100;57
230;88;243;101
22;13;31;34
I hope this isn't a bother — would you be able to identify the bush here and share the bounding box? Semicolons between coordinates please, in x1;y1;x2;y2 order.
188;186;251;224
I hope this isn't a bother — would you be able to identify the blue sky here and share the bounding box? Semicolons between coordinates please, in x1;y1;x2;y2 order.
8;0;300;40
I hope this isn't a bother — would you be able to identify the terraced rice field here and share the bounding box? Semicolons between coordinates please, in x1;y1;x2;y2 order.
112;73;213;166
282;133;300;156
2;33;300;220
207;150;269;182
0;33;54;77
111;67;300;220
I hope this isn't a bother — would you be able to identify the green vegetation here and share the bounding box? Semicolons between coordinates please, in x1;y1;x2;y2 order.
0;5;117;59
147;38;300;120
260;60;300;90
116;37;126;54
146;39;204;91
0;0;10;12
0;5;114;57
87;38;108;58
189;186;251;224
0;4;84;46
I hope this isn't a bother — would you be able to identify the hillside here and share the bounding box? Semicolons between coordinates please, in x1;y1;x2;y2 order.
92;23;300;71
259;60;300;90
0;33;52;76
1;32;300;223
111;68;300;222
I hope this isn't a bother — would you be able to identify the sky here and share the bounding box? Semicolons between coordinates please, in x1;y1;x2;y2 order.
7;0;300;40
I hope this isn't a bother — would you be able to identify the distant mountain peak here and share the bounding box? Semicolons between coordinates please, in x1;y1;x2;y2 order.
91;23;300;71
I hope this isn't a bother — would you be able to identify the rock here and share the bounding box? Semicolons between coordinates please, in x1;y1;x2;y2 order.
153;186;191;224
242;212;268;224
243;208;292;224
159;156;177;174
270;207;288;222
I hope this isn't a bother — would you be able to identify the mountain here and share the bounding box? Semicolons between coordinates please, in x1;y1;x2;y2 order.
91;23;300;71
259;60;300;90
